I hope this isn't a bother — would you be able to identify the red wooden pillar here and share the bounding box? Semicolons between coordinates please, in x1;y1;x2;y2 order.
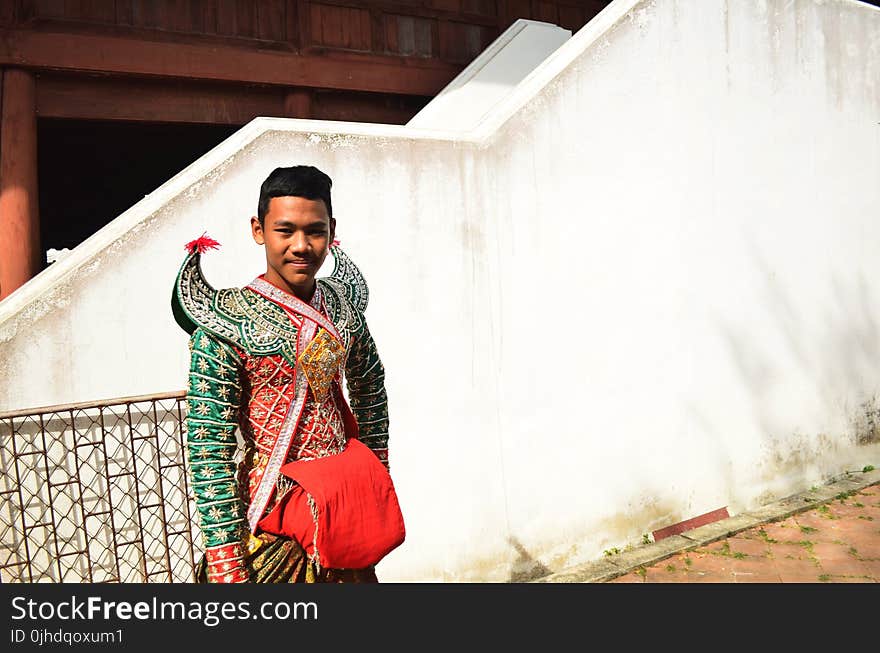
0;68;41;301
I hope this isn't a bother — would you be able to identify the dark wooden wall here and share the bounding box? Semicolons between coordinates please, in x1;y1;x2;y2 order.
10;1;606;66
0;1;610;125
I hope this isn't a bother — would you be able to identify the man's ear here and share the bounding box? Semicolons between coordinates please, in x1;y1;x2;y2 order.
250;216;265;245
329;217;337;242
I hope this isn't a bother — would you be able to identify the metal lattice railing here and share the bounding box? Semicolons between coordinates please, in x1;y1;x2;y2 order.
0;391;202;583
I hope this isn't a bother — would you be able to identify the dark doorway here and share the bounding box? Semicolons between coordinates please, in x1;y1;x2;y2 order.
37;119;240;265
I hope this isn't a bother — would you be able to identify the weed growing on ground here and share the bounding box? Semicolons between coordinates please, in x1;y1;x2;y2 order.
665;564;676;572
712;542;729;556
635;566;646;578
642;534;651;545
684;557;692;567
756;529;778;544
603;547;620;557
818;574;831;582
858;515;874;521
863;465;875;473
707;541;748;560
799;525;818;534
798;540;815;554
853;502;864;508
849;547;860;559
817;505;837;519
836;491;857;505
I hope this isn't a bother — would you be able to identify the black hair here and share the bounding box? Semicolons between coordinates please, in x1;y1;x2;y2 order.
257;165;333;224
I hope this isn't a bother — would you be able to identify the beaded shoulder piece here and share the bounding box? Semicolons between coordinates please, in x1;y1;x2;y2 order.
171;237;368;355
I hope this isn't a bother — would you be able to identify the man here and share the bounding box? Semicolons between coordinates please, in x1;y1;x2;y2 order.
171;165;403;583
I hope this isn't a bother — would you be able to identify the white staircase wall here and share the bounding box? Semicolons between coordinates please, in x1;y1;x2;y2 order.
407;18;571;131
1;0;879;581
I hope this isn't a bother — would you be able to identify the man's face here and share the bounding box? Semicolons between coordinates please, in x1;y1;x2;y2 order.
251;195;335;300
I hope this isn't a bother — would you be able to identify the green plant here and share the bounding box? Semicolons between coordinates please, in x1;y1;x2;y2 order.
708;541;748;559
635;566;646;578
818;574;831;582
642;533;651;545
603;547;621;557
817;505;836;519
858;515;874;521
684;557;693;567
849;547;859;558
665;564;676;572
799;525;818;534
853;502;865;508
798;540;815;554
756;529;778;544
863;465;875;473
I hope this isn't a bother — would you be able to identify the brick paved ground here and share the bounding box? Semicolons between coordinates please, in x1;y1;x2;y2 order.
608;483;880;583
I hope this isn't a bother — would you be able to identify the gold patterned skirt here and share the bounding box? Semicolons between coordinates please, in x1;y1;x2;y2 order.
195;532;378;583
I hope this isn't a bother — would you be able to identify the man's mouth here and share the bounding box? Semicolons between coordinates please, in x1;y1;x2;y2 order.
285;259;313;268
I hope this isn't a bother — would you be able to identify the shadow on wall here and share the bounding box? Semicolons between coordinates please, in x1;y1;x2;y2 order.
710;231;880;497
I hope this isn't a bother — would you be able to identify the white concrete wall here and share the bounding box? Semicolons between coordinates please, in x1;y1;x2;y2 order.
1;0;879;581
407;19;571;130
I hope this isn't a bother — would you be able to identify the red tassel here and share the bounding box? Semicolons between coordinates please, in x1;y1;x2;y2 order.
331;238;341;248
184;232;221;255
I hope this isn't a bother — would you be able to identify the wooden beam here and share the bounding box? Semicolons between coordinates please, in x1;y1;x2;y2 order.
34;73;424;125
0;29;461;96
36;75;286;125
313;90;427;124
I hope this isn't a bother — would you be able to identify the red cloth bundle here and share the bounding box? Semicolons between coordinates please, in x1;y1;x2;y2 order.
257;438;405;570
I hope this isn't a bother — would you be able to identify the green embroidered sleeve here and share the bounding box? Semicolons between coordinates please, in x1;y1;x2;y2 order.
185;327;249;581
345;319;390;468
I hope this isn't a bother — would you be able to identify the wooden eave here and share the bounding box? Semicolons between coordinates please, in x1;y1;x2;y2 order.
0;28;461;96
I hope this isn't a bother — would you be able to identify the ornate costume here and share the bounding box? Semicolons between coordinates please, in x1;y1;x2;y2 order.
172;236;395;583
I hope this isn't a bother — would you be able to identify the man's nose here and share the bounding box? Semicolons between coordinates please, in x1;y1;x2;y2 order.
288;231;308;252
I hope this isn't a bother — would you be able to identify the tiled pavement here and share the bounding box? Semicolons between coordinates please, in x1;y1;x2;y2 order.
534;467;880;583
